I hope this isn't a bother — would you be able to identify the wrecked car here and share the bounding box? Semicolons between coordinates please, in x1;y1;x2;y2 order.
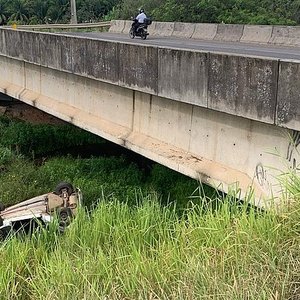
0;182;82;239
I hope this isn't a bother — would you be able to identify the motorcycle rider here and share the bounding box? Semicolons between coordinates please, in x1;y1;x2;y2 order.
133;8;147;34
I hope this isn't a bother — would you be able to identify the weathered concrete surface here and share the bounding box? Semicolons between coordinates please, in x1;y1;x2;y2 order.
2;27;300;132
71;36;86;75
122;21;132;34
118;44;158;94
191;23;217;40
133;93;194;151
208;54;279;123
21;31;41;64
61;35;73;72
84;39;119;83
270;26;300;47
241;25;272;44
0;29;6;55
4;29;23;59
1;54;299;208
150;22;174;36
172;22;195;39
39;33;62;69
158;48;208;106
109;20;125;33
214;24;244;42
277;61;300;130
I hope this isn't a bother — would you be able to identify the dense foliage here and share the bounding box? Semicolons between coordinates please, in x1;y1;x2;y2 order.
1;0;300;25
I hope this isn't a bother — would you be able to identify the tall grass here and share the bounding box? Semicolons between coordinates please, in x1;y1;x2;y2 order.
0;191;300;299
1;117;300;299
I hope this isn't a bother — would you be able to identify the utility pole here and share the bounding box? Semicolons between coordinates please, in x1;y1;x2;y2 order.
70;0;78;24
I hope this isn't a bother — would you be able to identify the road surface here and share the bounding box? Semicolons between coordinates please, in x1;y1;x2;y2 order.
63;32;300;61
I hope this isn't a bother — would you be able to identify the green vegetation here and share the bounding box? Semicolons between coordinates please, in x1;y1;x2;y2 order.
1;116;300;298
1;194;300;298
1;0;300;25
0;116;203;210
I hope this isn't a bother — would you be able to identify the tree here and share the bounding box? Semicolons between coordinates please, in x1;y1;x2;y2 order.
27;0;50;24
7;0;29;24
0;0;8;25
47;0;69;23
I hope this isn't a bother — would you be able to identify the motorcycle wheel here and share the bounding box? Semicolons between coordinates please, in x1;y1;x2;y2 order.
141;30;147;40
129;28;135;39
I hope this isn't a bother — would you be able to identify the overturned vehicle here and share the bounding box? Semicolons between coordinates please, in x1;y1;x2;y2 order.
0;182;82;239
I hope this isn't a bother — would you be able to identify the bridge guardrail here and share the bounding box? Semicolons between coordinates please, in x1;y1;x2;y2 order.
110;20;300;47
2;21;111;31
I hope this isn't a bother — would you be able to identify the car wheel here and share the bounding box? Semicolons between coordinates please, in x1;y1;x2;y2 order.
54;182;74;196
58;207;73;233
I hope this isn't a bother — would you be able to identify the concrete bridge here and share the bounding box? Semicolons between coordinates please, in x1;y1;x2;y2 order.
0;23;300;208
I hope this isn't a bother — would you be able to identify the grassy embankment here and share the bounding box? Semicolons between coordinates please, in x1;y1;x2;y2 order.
0;116;300;299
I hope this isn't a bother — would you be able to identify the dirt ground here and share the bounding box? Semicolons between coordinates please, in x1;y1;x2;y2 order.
0;101;65;125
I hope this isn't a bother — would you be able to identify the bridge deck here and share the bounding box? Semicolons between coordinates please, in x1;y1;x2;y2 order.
64;32;300;60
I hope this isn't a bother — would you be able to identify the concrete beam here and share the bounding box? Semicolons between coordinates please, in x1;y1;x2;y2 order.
0;55;299;208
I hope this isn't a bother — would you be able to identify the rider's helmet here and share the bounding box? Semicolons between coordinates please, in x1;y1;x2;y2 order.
139;8;144;13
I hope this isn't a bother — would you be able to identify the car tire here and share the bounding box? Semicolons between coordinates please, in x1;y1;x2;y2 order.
58;207;73;233
54;182;74;196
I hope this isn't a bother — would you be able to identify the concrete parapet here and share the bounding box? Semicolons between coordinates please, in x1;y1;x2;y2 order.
122;21;132;34
151;22;174;36
191;23;217;40
208;53;278;124
0;29;6;55
277;61;300;130
84;39;119;83
172;22;195;39
109;20;125;33
4;29;23;59
60;35;74;73
21;31;41;64
214;24;244;42
71;36;86;75
241;25;272;44
158;48;208;106
39;33;62;69
269;26;300;47
119;44;158;94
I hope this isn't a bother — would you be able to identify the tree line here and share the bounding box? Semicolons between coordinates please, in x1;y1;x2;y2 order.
1;0;300;25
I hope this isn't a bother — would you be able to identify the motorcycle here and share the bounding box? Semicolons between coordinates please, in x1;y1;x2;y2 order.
129;18;152;40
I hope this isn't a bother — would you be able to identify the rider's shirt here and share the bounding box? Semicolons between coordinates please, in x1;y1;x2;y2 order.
136;13;147;23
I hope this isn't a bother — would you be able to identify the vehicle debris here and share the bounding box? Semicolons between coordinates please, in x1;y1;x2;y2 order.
0;182;82;240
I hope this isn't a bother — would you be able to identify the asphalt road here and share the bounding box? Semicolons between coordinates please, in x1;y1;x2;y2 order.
63;32;300;61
